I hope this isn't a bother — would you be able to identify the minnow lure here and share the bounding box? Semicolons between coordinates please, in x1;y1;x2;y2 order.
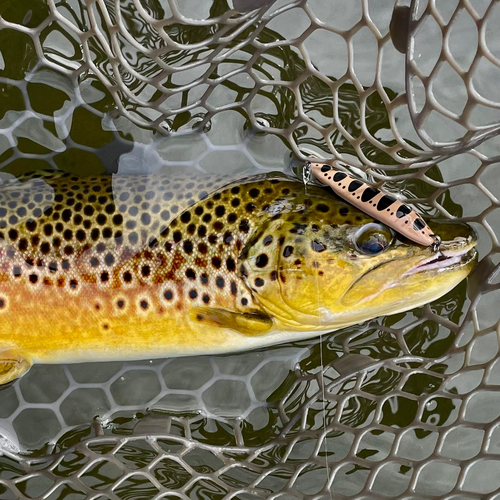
306;161;441;250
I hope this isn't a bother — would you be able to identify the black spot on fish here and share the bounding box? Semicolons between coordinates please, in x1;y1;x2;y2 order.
321;165;331;172
377;195;397;211
396;205;412;218
256;254;269;268
239;220;250;233
183;240;193;254
96;214;107;225
62;209;71;222
348;180;363;192
18;238;28;251
413;218;426;230
311;241;326;252
333;172;347;182
361;187;380;202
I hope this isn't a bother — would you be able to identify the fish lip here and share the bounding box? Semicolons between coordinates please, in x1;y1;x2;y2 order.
404;245;477;276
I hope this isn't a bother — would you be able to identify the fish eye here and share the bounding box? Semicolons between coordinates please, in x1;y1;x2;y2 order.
354;223;393;255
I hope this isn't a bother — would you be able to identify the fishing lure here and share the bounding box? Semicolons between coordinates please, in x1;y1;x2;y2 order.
305;161;441;250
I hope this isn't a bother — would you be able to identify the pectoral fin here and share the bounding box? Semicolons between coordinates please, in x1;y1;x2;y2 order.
190;308;273;336
0;351;32;386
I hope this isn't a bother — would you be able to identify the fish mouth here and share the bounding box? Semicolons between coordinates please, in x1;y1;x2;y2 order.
405;246;477;276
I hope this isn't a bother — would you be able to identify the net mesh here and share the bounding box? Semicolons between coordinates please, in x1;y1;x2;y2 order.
0;0;499;499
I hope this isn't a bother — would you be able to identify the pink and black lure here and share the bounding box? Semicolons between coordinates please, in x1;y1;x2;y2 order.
305;161;441;250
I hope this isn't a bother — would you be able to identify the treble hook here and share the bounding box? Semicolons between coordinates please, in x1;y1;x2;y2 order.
431;234;442;252
302;162;312;186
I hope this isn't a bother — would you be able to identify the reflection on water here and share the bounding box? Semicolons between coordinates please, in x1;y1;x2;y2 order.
1;0;499;499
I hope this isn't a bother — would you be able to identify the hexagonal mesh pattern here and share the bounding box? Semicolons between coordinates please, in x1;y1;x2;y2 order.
0;0;499;499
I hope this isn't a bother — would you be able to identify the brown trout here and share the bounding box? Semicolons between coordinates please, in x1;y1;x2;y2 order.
0;170;477;384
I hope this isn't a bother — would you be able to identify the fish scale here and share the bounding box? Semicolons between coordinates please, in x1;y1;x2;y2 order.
0;170;477;384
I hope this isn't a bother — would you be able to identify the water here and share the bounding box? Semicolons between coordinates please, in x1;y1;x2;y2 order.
0;0;499;499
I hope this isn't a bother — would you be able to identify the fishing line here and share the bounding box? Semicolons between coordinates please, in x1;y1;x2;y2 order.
303;164;333;498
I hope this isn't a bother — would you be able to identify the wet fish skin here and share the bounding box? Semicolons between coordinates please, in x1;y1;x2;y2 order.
0;170;477;384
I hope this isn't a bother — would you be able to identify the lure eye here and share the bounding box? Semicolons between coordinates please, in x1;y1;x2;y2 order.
354;223;393;255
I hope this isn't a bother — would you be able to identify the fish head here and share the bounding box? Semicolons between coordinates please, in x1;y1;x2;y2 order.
240;193;477;330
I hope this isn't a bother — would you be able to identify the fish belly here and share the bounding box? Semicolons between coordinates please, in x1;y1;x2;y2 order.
0;283;240;362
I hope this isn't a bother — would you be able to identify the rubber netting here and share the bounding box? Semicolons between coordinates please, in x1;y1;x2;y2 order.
0;0;499;499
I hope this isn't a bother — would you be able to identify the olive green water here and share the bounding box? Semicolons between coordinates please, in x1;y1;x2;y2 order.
0;0;499;499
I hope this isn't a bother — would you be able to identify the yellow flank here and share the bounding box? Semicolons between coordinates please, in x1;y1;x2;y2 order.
0;170;477;384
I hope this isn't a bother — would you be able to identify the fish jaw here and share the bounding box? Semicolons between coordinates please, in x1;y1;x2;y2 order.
404;246;477;276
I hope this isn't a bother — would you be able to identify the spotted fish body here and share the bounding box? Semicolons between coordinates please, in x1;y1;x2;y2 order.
0;170;477;384
308;162;437;246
